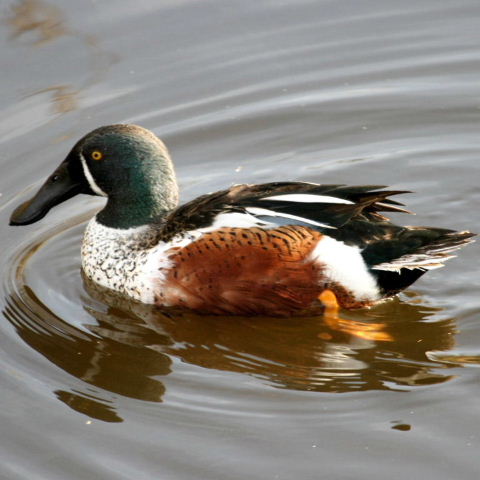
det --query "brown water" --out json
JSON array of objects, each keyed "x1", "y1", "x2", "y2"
[{"x1": 1, "y1": 1, "x2": 480, "y2": 479}]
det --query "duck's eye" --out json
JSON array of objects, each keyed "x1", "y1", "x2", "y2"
[{"x1": 91, "y1": 150, "x2": 103, "y2": 161}]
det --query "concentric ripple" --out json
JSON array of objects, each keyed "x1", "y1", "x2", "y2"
[
  {"x1": 1, "y1": 1, "x2": 480, "y2": 477},
  {"x1": 0, "y1": 204, "x2": 462, "y2": 423}
]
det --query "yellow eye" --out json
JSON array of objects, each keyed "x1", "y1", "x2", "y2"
[{"x1": 91, "y1": 150, "x2": 103, "y2": 161}]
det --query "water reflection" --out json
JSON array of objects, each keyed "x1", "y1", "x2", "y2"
[
  {"x1": 6, "y1": 0, "x2": 116, "y2": 114},
  {"x1": 3, "y1": 272, "x2": 458, "y2": 422},
  {"x1": 6, "y1": 0, "x2": 67, "y2": 45},
  {"x1": 27, "y1": 85, "x2": 79, "y2": 114},
  {"x1": 86, "y1": 285, "x2": 456, "y2": 394},
  {"x1": 5, "y1": 286, "x2": 171, "y2": 422},
  {"x1": 54, "y1": 390, "x2": 123, "y2": 423}
]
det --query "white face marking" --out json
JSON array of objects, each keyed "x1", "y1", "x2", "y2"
[
  {"x1": 261, "y1": 194, "x2": 354, "y2": 204},
  {"x1": 245, "y1": 207, "x2": 335, "y2": 229},
  {"x1": 80, "y1": 153, "x2": 108, "y2": 197},
  {"x1": 309, "y1": 236, "x2": 380, "y2": 301}
]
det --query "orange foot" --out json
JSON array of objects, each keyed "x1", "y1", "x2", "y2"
[{"x1": 318, "y1": 290, "x2": 392, "y2": 342}]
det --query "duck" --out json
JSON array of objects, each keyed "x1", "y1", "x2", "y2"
[{"x1": 10, "y1": 124, "x2": 475, "y2": 317}]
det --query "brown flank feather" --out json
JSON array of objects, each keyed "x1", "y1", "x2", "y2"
[{"x1": 159, "y1": 226, "x2": 326, "y2": 316}]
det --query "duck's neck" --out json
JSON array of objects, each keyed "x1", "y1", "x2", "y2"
[{"x1": 96, "y1": 170, "x2": 179, "y2": 229}]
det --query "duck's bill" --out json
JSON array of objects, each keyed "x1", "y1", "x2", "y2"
[{"x1": 9, "y1": 161, "x2": 83, "y2": 226}]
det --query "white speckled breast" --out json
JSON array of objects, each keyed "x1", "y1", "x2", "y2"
[
  {"x1": 81, "y1": 218, "x2": 164, "y2": 303},
  {"x1": 81, "y1": 218, "x2": 198, "y2": 304}
]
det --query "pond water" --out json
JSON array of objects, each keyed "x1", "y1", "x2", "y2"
[{"x1": 1, "y1": 1, "x2": 480, "y2": 479}]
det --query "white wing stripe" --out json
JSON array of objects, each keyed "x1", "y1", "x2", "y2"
[
  {"x1": 261, "y1": 194, "x2": 354, "y2": 204},
  {"x1": 245, "y1": 207, "x2": 335, "y2": 229},
  {"x1": 207, "y1": 212, "x2": 274, "y2": 229}
]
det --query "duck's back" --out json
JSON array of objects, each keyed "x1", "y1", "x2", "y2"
[{"x1": 139, "y1": 182, "x2": 474, "y2": 315}]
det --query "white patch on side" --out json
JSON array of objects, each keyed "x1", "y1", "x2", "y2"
[
  {"x1": 309, "y1": 236, "x2": 380, "y2": 301},
  {"x1": 80, "y1": 153, "x2": 108, "y2": 197},
  {"x1": 245, "y1": 207, "x2": 335, "y2": 229},
  {"x1": 138, "y1": 232, "x2": 201, "y2": 304},
  {"x1": 202, "y1": 211, "x2": 275, "y2": 230},
  {"x1": 261, "y1": 194, "x2": 354, "y2": 204}
]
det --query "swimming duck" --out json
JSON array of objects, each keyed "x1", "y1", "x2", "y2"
[{"x1": 10, "y1": 124, "x2": 474, "y2": 316}]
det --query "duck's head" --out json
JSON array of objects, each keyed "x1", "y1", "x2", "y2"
[{"x1": 10, "y1": 124, "x2": 178, "y2": 229}]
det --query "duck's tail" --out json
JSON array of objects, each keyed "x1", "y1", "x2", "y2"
[{"x1": 362, "y1": 227, "x2": 475, "y2": 295}]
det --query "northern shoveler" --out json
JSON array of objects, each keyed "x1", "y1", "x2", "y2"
[{"x1": 10, "y1": 124, "x2": 475, "y2": 316}]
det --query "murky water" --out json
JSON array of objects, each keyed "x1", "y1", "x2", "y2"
[{"x1": 1, "y1": 1, "x2": 480, "y2": 479}]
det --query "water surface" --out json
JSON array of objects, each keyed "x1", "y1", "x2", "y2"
[{"x1": 1, "y1": 1, "x2": 480, "y2": 479}]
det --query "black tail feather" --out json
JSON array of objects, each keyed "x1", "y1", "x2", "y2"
[
  {"x1": 373, "y1": 269, "x2": 427, "y2": 296},
  {"x1": 365, "y1": 228, "x2": 475, "y2": 294}
]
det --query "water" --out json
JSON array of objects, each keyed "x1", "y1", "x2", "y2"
[{"x1": 1, "y1": 1, "x2": 480, "y2": 478}]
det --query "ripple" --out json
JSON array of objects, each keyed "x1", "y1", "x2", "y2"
[
  {"x1": 1, "y1": 1, "x2": 480, "y2": 478},
  {"x1": 0, "y1": 208, "x2": 465, "y2": 423}
]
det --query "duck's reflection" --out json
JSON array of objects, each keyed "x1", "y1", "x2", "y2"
[
  {"x1": 54, "y1": 390, "x2": 123, "y2": 423},
  {"x1": 5, "y1": 286, "x2": 170, "y2": 422},
  {"x1": 6, "y1": 280, "x2": 457, "y2": 422}
]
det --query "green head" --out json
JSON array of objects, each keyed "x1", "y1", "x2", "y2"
[{"x1": 10, "y1": 124, "x2": 179, "y2": 229}]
